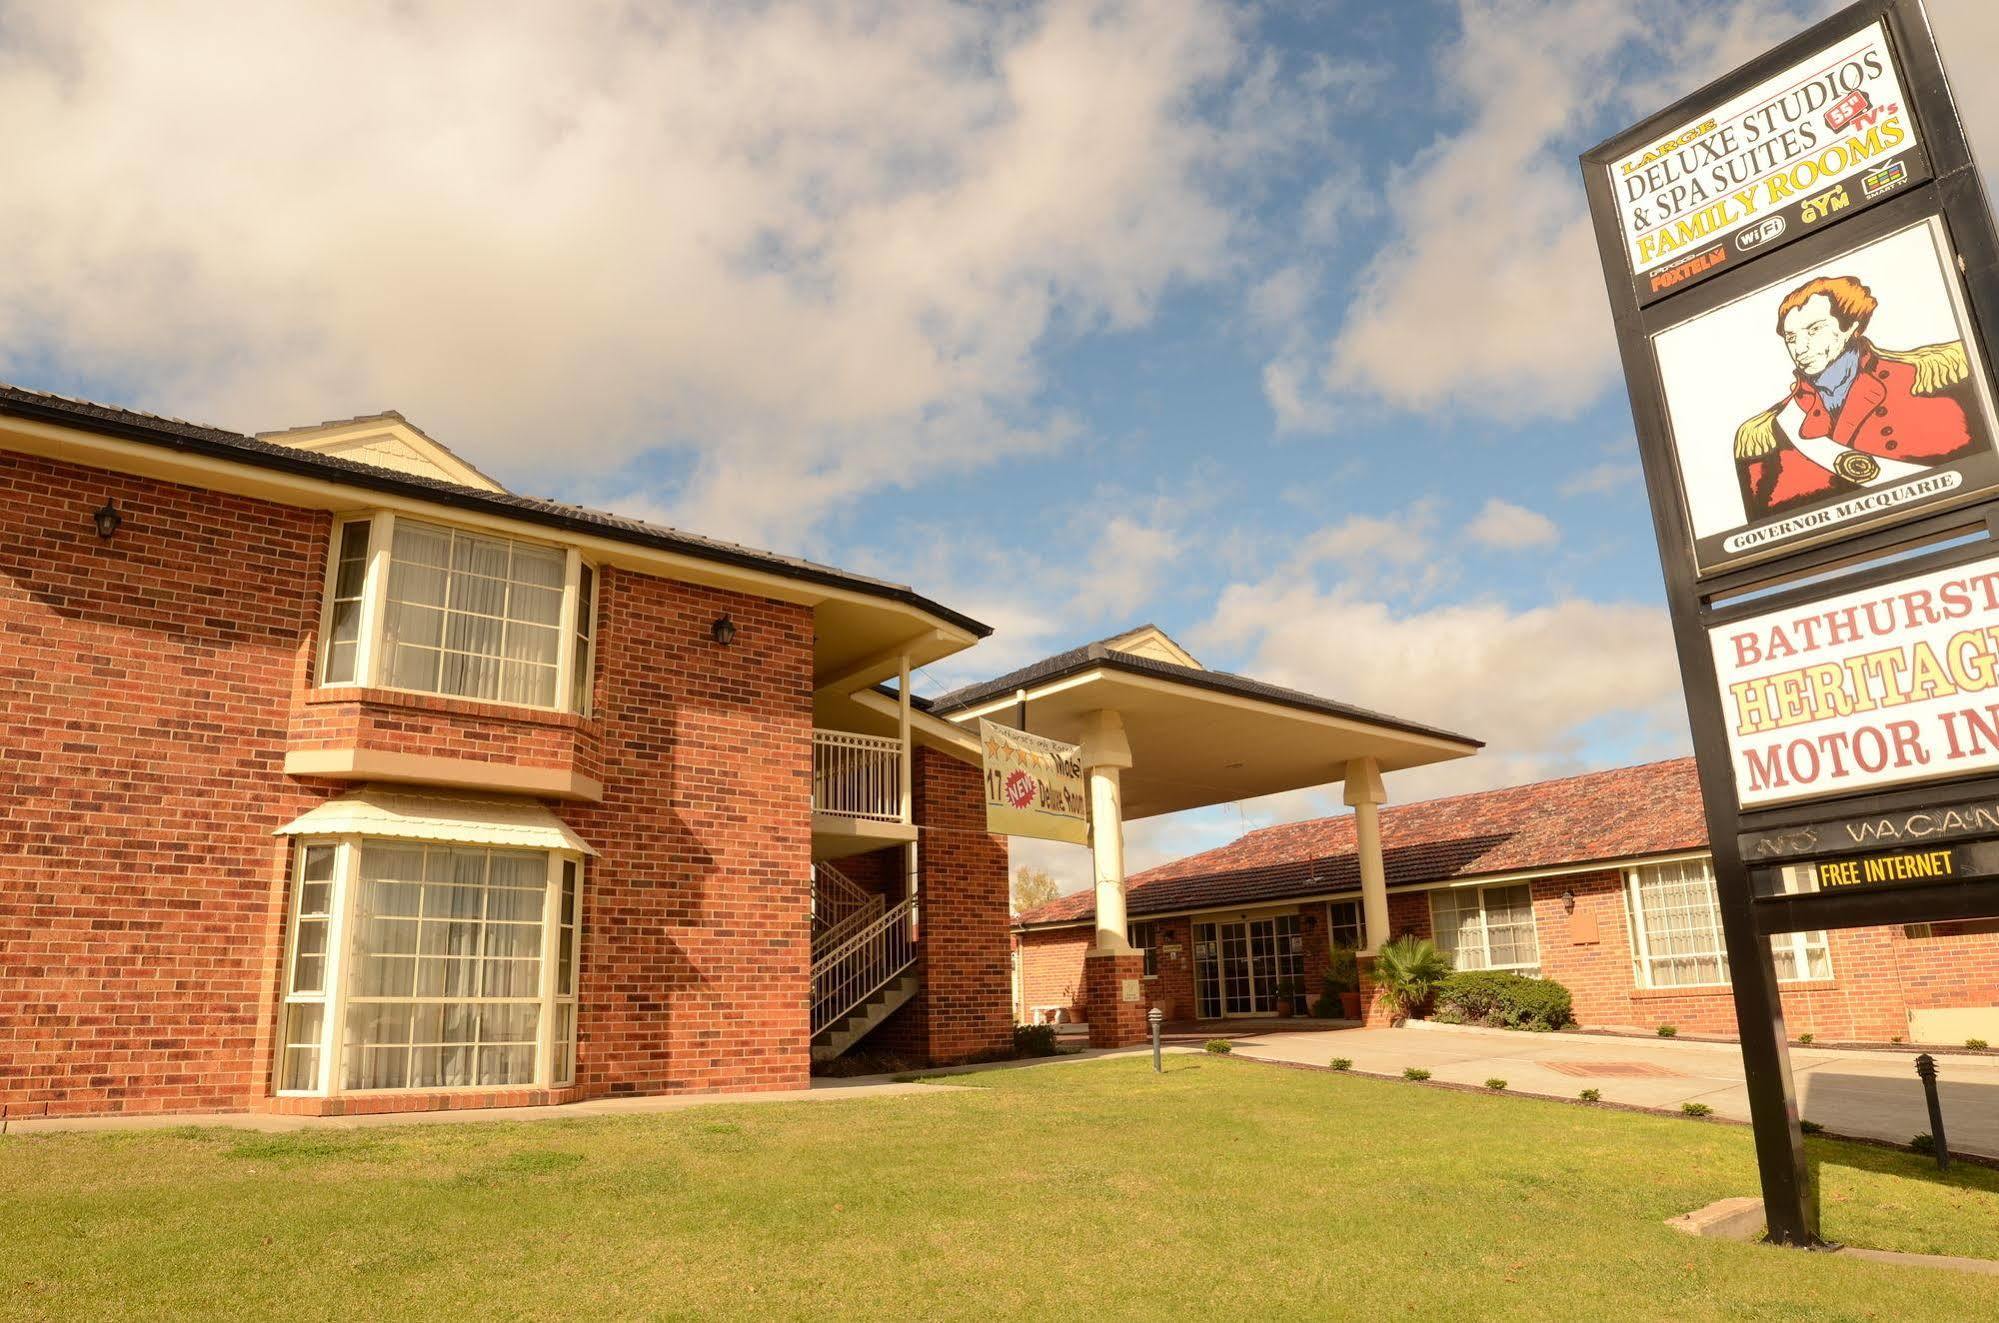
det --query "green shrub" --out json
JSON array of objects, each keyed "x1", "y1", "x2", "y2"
[
  {"x1": 1323, "y1": 945, "x2": 1360, "y2": 995},
  {"x1": 1310, "y1": 992, "x2": 1341, "y2": 1019},
  {"x1": 1013, "y1": 1023, "x2": 1059, "y2": 1058},
  {"x1": 1799, "y1": 1120, "x2": 1824, "y2": 1136},
  {"x1": 1484, "y1": 1078, "x2": 1507, "y2": 1091},
  {"x1": 1432, "y1": 970, "x2": 1574, "y2": 1031},
  {"x1": 1657, "y1": 1025, "x2": 1678, "y2": 1038},
  {"x1": 1204, "y1": 1038, "x2": 1232, "y2": 1055},
  {"x1": 1329, "y1": 1057, "x2": 1352, "y2": 1071},
  {"x1": 1796, "y1": 1033, "x2": 1814, "y2": 1045},
  {"x1": 1968, "y1": 1038, "x2": 1989, "y2": 1050},
  {"x1": 1372, "y1": 936, "x2": 1452, "y2": 1018},
  {"x1": 1911, "y1": 1132, "x2": 1936, "y2": 1154},
  {"x1": 1579, "y1": 1088, "x2": 1601, "y2": 1103},
  {"x1": 1402, "y1": 1067, "x2": 1431, "y2": 1082},
  {"x1": 1681, "y1": 1102, "x2": 1712, "y2": 1118}
]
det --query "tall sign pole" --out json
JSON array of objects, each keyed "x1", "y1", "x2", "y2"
[{"x1": 1583, "y1": 0, "x2": 1999, "y2": 1246}]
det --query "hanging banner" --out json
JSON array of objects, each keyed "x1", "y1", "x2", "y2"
[
  {"x1": 1653, "y1": 215, "x2": 1999, "y2": 574},
  {"x1": 1609, "y1": 19, "x2": 1927, "y2": 304},
  {"x1": 1710, "y1": 550, "x2": 1999, "y2": 809},
  {"x1": 978, "y1": 719, "x2": 1088, "y2": 846}
]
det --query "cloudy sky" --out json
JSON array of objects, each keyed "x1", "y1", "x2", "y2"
[{"x1": 5, "y1": 0, "x2": 1996, "y2": 888}]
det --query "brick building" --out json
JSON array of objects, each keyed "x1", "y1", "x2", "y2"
[
  {"x1": 1, "y1": 385, "x2": 1020, "y2": 1120},
  {"x1": 1015, "y1": 759, "x2": 1999, "y2": 1045}
]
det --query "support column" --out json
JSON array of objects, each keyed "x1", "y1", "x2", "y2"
[
  {"x1": 1344, "y1": 758, "x2": 1389, "y2": 955},
  {"x1": 1081, "y1": 710, "x2": 1134, "y2": 954},
  {"x1": 1080, "y1": 710, "x2": 1146, "y2": 1046}
]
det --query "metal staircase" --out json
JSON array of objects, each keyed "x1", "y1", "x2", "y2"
[{"x1": 810, "y1": 863, "x2": 917, "y2": 1060}]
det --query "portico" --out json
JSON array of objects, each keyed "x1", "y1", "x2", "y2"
[{"x1": 927, "y1": 626, "x2": 1481, "y2": 1044}]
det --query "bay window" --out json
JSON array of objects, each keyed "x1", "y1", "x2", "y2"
[
  {"x1": 1429, "y1": 882, "x2": 1540, "y2": 973},
  {"x1": 317, "y1": 512, "x2": 598, "y2": 714},
  {"x1": 277, "y1": 836, "x2": 585, "y2": 1096},
  {"x1": 1625, "y1": 857, "x2": 1831, "y2": 989}
]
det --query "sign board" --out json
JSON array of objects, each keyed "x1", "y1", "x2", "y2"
[
  {"x1": 1609, "y1": 19, "x2": 1928, "y2": 305},
  {"x1": 1710, "y1": 550, "x2": 1999, "y2": 808},
  {"x1": 1655, "y1": 214, "x2": 1999, "y2": 574},
  {"x1": 978, "y1": 719, "x2": 1088, "y2": 846},
  {"x1": 1582, "y1": 0, "x2": 1999, "y2": 1247}
]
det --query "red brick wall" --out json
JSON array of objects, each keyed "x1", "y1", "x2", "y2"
[
  {"x1": 1021, "y1": 876, "x2": 1999, "y2": 1043},
  {"x1": 0, "y1": 450, "x2": 817, "y2": 1117},
  {"x1": 556, "y1": 569, "x2": 813, "y2": 1096},
  {"x1": 0, "y1": 452, "x2": 332, "y2": 1119},
  {"x1": 1019, "y1": 927, "x2": 1090, "y2": 1018},
  {"x1": 1534, "y1": 870, "x2": 1999, "y2": 1040},
  {"x1": 873, "y1": 748, "x2": 1011, "y2": 1064},
  {"x1": 291, "y1": 688, "x2": 604, "y2": 784}
]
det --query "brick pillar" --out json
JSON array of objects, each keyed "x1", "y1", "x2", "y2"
[
  {"x1": 873, "y1": 748, "x2": 1012, "y2": 1064},
  {"x1": 1355, "y1": 956, "x2": 1399, "y2": 1027},
  {"x1": 1083, "y1": 950, "x2": 1149, "y2": 1047}
]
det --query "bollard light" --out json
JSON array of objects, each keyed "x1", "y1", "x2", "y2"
[
  {"x1": 1148, "y1": 1005, "x2": 1164, "y2": 1074},
  {"x1": 1914, "y1": 1053, "x2": 1951, "y2": 1171}
]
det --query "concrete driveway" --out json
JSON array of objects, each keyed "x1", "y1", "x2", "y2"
[{"x1": 1227, "y1": 1023, "x2": 1999, "y2": 1158}]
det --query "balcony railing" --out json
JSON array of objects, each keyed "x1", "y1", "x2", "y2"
[{"x1": 812, "y1": 729, "x2": 904, "y2": 823}]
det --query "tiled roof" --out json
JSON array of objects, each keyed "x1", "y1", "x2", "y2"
[
  {"x1": 1014, "y1": 757, "x2": 1707, "y2": 927},
  {"x1": 0, "y1": 381, "x2": 989, "y2": 637},
  {"x1": 927, "y1": 631, "x2": 1479, "y2": 748}
]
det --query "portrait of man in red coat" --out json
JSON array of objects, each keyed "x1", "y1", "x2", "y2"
[{"x1": 1734, "y1": 273, "x2": 1980, "y2": 518}]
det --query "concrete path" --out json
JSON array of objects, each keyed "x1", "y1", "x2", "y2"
[
  {"x1": 1228, "y1": 1023, "x2": 1999, "y2": 1158},
  {"x1": 0, "y1": 1044, "x2": 1166, "y2": 1137}
]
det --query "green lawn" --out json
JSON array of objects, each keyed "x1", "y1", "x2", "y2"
[{"x1": 7, "y1": 1057, "x2": 1999, "y2": 1320}]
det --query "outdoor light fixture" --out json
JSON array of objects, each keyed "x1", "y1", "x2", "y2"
[
  {"x1": 1562, "y1": 889, "x2": 1577, "y2": 914},
  {"x1": 92, "y1": 500, "x2": 123, "y2": 539},
  {"x1": 710, "y1": 614, "x2": 736, "y2": 646}
]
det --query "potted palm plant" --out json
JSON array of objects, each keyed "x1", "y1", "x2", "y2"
[
  {"x1": 1274, "y1": 978, "x2": 1303, "y2": 1018},
  {"x1": 1325, "y1": 946, "x2": 1362, "y2": 1019},
  {"x1": 1370, "y1": 935, "x2": 1451, "y2": 1026}
]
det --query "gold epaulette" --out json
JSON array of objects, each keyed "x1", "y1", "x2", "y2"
[
  {"x1": 1877, "y1": 340, "x2": 1969, "y2": 395},
  {"x1": 1735, "y1": 407, "x2": 1780, "y2": 461}
]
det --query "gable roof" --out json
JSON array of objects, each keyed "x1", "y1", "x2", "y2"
[
  {"x1": 927, "y1": 628, "x2": 1477, "y2": 748},
  {"x1": 260, "y1": 411, "x2": 510, "y2": 493},
  {"x1": 0, "y1": 381, "x2": 989, "y2": 637},
  {"x1": 1014, "y1": 757, "x2": 1707, "y2": 927}
]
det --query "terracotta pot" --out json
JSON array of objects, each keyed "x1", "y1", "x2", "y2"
[
  {"x1": 1340, "y1": 991, "x2": 1362, "y2": 1020},
  {"x1": 1276, "y1": 997, "x2": 1296, "y2": 1018}
]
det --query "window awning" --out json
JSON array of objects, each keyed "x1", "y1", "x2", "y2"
[{"x1": 274, "y1": 785, "x2": 596, "y2": 856}]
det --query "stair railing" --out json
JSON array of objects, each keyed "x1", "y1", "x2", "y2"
[
  {"x1": 812, "y1": 861, "x2": 873, "y2": 934},
  {"x1": 811, "y1": 896, "x2": 918, "y2": 1036},
  {"x1": 814, "y1": 893, "x2": 884, "y2": 958}
]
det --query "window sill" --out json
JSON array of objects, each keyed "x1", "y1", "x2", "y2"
[
  {"x1": 267, "y1": 1084, "x2": 588, "y2": 1117},
  {"x1": 1630, "y1": 979, "x2": 1839, "y2": 1000},
  {"x1": 306, "y1": 685, "x2": 593, "y2": 731}
]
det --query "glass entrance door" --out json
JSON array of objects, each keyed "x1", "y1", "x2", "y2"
[{"x1": 1193, "y1": 915, "x2": 1304, "y2": 1018}]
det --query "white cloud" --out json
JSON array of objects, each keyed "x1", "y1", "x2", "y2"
[
  {"x1": 0, "y1": 0, "x2": 1298, "y2": 546},
  {"x1": 1465, "y1": 498, "x2": 1558, "y2": 550},
  {"x1": 1196, "y1": 571, "x2": 1688, "y2": 803},
  {"x1": 1268, "y1": 0, "x2": 1878, "y2": 429}
]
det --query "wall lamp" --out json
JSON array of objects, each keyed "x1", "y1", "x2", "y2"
[
  {"x1": 1562, "y1": 888, "x2": 1577, "y2": 914},
  {"x1": 710, "y1": 614, "x2": 736, "y2": 646},
  {"x1": 93, "y1": 500, "x2": 124, "y2": 539}
]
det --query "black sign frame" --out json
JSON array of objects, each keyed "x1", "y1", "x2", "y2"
[{"x1": 1582, "y1": 0, "x2": 1999, "y2": 1248}]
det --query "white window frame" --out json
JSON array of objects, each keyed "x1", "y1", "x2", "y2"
[
  {"x1": 1624, "y1": 857, "x2": 1832, "y2": 990},
  {"x1": 316, "y1": 511, "x2": 599, "y2": 715},
  {"x1": 1428, "y1": 882, "x2": 1540, "y2": 974},
  {"x1": 274, "y1": 836, "x2": 587, "y2": 1097},
  {"x1": 1130, "y1": 920, "x2": 1157, "y2": 977}
]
